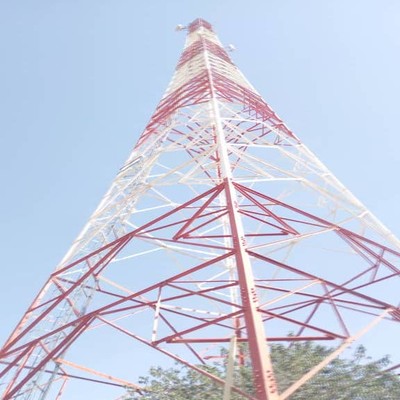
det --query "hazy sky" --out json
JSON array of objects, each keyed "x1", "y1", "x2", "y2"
[{"x1": 0, "y1": 0, "x2": 399, "y2": 391}]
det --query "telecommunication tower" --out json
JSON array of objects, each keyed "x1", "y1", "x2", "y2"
[{"x1": 1, "y1": 18, "x2": 400, "y2": 400}]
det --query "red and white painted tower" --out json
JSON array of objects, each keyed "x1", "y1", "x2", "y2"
[{"x1": 1, "y1": 18, "x2": 400, "y2": 400}]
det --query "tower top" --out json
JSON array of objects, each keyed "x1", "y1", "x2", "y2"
[
  {"x1": 136, "y1": 16, "x2": 296, "y2": 149},
  {"x1": 187, "y1": 18, "x2": 213, "y2": 33}
]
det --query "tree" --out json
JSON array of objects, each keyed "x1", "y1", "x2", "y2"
[{"x1": 128, "y1": 342, "x2": 400, "y2": 399}]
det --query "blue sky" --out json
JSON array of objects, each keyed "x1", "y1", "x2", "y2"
[{"x1": 0, "y1": 0, "x2": 399, "y2": 383}]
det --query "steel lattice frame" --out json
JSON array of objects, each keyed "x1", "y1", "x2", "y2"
[{"x1": 1, "y1": 18, "x2": 400, "y2": 400}]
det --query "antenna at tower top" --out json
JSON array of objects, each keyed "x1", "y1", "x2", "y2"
[{"x1": 175, "y1": 24, "x2": 186, "y2": 31}]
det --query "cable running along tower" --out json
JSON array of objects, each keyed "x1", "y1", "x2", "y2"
[{"x1": 1, "y1": 18, "x2": 400, "y2": 400}]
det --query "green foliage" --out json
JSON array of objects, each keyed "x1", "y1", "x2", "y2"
[
  {"x1": 129, "y1": 343, "x2": 400, "y2": 399},
  {"x1": 132, "y1": 365, "x2": 224, "y2": 400},
  {"x1": 271, "y1": 343, "x2": 400, "y2": 399}
]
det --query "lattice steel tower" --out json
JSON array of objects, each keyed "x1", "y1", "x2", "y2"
[{"x1": 1, "y1": 18, "x2": 400, "y2": 400}]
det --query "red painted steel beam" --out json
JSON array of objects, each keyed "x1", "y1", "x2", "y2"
[{"x1": 223, "y1": 179, "x2": 279, "y2": 400}]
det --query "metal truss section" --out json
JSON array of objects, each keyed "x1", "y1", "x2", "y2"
[{"x1": 1, "y1": 18, "x2": 400, "y2": 400}]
